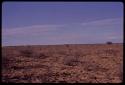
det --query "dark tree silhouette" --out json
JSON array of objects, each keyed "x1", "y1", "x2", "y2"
[{"x1": 106, "y1": 41, "x2": 113, "y2": 45}]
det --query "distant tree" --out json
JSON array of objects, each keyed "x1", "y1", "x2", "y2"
[{"x1": 106, "y1": 41, "x2": 113, "y2": 45}]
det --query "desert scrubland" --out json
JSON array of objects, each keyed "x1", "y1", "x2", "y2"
[{"x1": 2, "y1": 44, "x2": 123, "y2": 83}]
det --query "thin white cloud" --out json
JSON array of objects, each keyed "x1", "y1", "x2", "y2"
[
  {"x1": 3, "y1": 17, "x2": 123, "y2": 37},
  {"x1": 2, "y1": 24, "x2": 64, "y2": 36},
  {"x1": 81, "y1": 18, "x2": 123, "y2": 28},
  {"x1": 2, "y1": 17, "x2": 123, "y2": 46}
]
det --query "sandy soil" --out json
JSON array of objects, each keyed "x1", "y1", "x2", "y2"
[{"x1": 2, "y1": 44, "x2": 123, "y2": 83}]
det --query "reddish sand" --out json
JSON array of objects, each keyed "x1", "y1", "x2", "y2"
[{"x1": 2, "y1": 44, "x2": 123, "y2": 83}]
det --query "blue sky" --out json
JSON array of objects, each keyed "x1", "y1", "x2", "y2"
[{"x1": 2, "y1": 2, "x2": 123, "y2": 46}]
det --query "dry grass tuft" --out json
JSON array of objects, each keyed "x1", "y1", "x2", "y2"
[{"x1": 2, "y1": 44, "x2": 123, "y2": 83}]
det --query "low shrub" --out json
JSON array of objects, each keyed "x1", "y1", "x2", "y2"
[
  {"x1": 19, "y1": 48, "x2": 49, "y2": 59},
  {"x1": 106, "y1": 41, "x2": 113, "y2": 45},
  {"x1": 20, "y1": 49, "x2": 33, "y2": 57},
  {"x1": 63, "y1": 56, "x2": 80, "y2": 66}
]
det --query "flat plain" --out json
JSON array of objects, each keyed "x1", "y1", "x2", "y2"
[{"x1": 2, "y1": 43, "x2": 123, "y2": 83}]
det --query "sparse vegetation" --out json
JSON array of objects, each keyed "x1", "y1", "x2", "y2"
[
  {"x1": 2, "y1": 44, "x2": 123, "y2": 83},
  {"x1": 19, "y1": 48, "x2": 48, "y2": 59},
  {"x1": 20, "y1": 49, "x2": 33, "y2": 57},
  {"x1": 106, "y1": 41, "x2": 113, "y2": 45},
  {"x1": 64, "y1": 56, "x2": 80, "y2": 66}
]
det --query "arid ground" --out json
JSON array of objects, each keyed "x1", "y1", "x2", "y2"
[{"x1": 2, "y1": 44, "x2": 123, "y2": 83}]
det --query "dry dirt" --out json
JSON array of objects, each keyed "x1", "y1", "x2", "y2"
[{"x1": 2, "y1": 44, "x2": 123, "y2": 83}]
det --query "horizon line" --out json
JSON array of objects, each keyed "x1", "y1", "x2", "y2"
[{"x1": 2, "y1": 42, "x2": 123, "y2": 47}]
